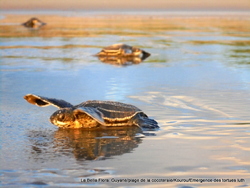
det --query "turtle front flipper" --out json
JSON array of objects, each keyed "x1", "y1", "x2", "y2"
[
  {"x1": 24, "y1": 94, "x2": 73, "y2": 108},
  {"x1": 73, "y1": 107, "x2": 106, "y2": 127}
]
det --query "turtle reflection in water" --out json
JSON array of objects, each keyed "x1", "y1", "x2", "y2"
[
  {"x1": 24, "y1": 94, "x2": 159, "y2": 130},
  {"x1": 22, "y1": 17, "x2": 46, "y2": 29},
  {"x1": 29, "y1": 127, "x2": 142, "y2": 161},
  {"x1": 95, "y1": 44, "x2": 151, "y2": 65}
]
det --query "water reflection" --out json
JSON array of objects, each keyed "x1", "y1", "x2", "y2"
[
  {"x1": 96, "y1": 55, "x2": 150, "y2": 66},
  {"x1": 28, "y1": 127, "x2": 142, "y2": 161},
  {"x1": 228, "y1": 47, "x2": 250, "y2": 67},
  {"x1": 187, "y1": 40, "x2": 250, "y2": 68}
]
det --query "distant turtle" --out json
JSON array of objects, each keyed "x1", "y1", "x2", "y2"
[
  {"x1": 24, "y1": 94, "x2": 159, "y2": 129},
  {"x1": 95, "y1": 44, "x2": 150, "y2": 60},
  {"x1": 22, "y1": 17, "x2": 46, "y2": 28}
]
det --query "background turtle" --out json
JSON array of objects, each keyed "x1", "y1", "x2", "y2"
[
  {"x1": 22, "y1": 17, "x2": 46, "y2": 28},
  {"x1": 95, "y1": 43, "x2": 150, "y2": 60},
  {"x1": 24, "y1": 94, "x2": 159, "y2": 129}
]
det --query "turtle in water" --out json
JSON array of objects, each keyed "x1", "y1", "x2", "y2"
[
  {"x1": 24, "y1": 94, "x2": 159, "y2": 129},
  {"x1": 22, "y1": 17, "x2": 46, "y2": 28},
  {"x1": 95, "y1": 44, "x2": 151, "y2": 60}
]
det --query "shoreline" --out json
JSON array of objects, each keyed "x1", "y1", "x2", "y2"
[{"x1": 1, "y1": 10, "x2": 249, "y2": 38}]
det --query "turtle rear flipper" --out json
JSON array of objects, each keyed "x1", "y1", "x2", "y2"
[
  {"x1": 141, "y1": 50, "x2": 151, "y2": 60},
  {"x1": 24, "y1": 94, "x2": 73, "y2": 108},
  {"x1": 132, "y1": 116, "x2": 159, "y2": 130}
]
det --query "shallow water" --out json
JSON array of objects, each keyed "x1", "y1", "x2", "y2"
[{"x1": 0, "y1": 11, "x2": 250, "y2": 188}]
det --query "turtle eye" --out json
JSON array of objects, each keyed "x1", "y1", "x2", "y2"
[{"x1": 58, "y1": 113, "x2": 65, "y2": 121}]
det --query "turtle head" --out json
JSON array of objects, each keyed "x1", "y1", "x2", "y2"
[
  {"x1": 50, "y1": 108, "x2": 77, "y2": 128},
  {"x1": 31, "y1": 18, "x2": 38, "y2": 24},
  {"x1": 131, "y1": 47, "x2": 142, "y2": 56},
  {"x1": 132, "y1": 47, "x2": 151, "y2": 59}
]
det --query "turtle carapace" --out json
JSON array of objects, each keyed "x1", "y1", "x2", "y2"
[{"x1": 95, "y1": 44, "x2": 150, "y2": 60}]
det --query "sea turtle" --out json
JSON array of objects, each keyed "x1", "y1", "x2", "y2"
[
  {"x1": 22, "y1": 17, "x2": 46, "y2": 28},
  {"x1": 24, "y1": 94, "x2": 159, "y2": 129},
  {"x1": 95, "y1": 44, "x2": 150, "y2": 60}
]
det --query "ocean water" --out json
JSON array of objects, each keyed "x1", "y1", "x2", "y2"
[{"x1": 0, "y1": 11, "x2": 250, "y2": 187}]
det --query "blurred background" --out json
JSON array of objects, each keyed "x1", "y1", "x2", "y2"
[{"x1": 1, "y1": 0, "x2": 250, "y2": 11}]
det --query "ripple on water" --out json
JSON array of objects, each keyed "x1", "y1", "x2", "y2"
[{"x1": 0, "y1": 168, "x2": 114, "y2": 187}]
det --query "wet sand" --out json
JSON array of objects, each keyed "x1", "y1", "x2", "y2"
[{"x1": 1, "y1": 11, "x2": 249, "y2": 38}]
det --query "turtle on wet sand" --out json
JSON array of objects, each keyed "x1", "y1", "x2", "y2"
[
  {"x1": 22, "y1": 17, "x2": 46, "y2": 28},
  {"x1": 24, "y1": 94, "x2": 159, "y2": 129},
  {"x1": 95, "y1": 44, "x2": 150, "y2": 60}
]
